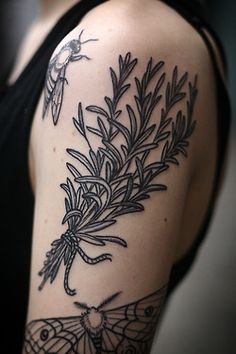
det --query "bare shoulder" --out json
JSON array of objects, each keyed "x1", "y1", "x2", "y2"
[
  {"x1": 43, "y1": 0, "x2": 215, "y2": 157},
  {"x1": 50, "y1": 0, "x2": 209, "y2": 68},
  {"x1": 79, "y1": 0, "x2": 208, "y2": 59}
]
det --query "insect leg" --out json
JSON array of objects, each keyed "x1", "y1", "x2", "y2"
[{"x1": 71, "y1": 54, "x2": 91, "y2": 62}]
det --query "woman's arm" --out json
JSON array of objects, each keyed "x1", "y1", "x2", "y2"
[{"x1": 23, "y1": 2, "x2": 215, "y2": 352}]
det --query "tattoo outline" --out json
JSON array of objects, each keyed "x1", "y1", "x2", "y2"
[
  {"x1": 39, "y1": 52, "x2": 198, "y2": 296},
  {"x1": 43, "y1": 30, "x2": 98, "y2": 125},
  {"x1": 24, "y1": 284, "x2": 167, "y2": 353}
]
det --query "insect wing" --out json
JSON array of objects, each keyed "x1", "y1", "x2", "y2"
[
  {"x1": 43, "y1": 56, "x2": 57, "y2": 118},
  {"x1": 51, "y1": 66, "x2": 67, "y2": 125},
  {"x1": 99, "y1": 328, "x2": 145, "y2": 353},
  {"x1": 75, "y1": 331, "x2": 97, "y2": 354},
  {"x1": 104, "y1": 285, "x2": 167, "y2": 347},
  {"x1": 43, "y1": 55, "x2": 67, "y2": 125},
  {"x1": 23, "y1": 317, "x2": 85, "y2": 354}
]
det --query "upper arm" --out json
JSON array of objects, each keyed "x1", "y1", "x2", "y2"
[{"x1": 24, "y1": 4, "x2": 213, "y2": 352}]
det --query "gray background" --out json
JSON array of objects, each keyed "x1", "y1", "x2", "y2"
[{"x1": 0, "y1": 1, "x2": 235, "y2": 353}]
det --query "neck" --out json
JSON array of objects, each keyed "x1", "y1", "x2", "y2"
[{"x1": 39, "y1": 0, "x2": 80, "y2": 19}]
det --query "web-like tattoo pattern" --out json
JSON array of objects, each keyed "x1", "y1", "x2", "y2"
[
  {"x1": 24, "y1": 285, "x2": 167, "y2": 354},
  {"x1": 39, "y1": 53, "x2": 198, "y2": 296},
  {"x1": 43, "y1": 30, "x2": 98, "y2": 125}
]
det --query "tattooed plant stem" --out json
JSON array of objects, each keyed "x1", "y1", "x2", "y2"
[
  {"x1": 39, "y1": 52, "x2": 198, "y2": 296},
  {"x1": 64, "y1": 248, "x2": 77, "y2": 296},
  {"x1": 39, "y1": 229, "x2": 113, "y2": 295}
]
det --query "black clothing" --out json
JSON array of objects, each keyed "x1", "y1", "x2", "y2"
[
  {"x1": 0, "y1": 0, "x2": 230, "y2": 351},
  {"x1": 164, "y1": 0, "x2": 231, "y2": 295}
]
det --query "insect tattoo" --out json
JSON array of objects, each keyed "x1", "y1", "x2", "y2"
[
  {"x1": 43, "y1": 29, "x2": 98, "y2": 125},
  {"x1": 38, "y1": 52, "x2": 198, "y2": 296},
  {"x1": 24, "y1": 284, "x2": 167, "y2": 354}
]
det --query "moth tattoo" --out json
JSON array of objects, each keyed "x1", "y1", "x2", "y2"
[
  {"x1": 24, "y1": 285, "x2": 167, "y2": 353},
  {"x1": 39, "y1": 53, "x2": 198, "y2": 296},
  {"x1": 43, "y1": 30, "x2": 98, "y2": 125}
]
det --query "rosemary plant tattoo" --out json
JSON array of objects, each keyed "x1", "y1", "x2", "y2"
[
  {"x1": 43, "y1": 30, "x2": 98, "y2": 125},
  {"x1": 39, "y1": 53, "x2": 198, "y2": 296},
  {"x1": 24, "y1": 285, "x2": 167, "y2": 353}
]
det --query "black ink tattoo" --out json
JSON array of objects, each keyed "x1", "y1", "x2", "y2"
[
  {"x1": 43, "y1": 30, "x2": 98, "y2": 125},
  {"x1": 24, "y1": 285, "x2": 167, "y2": 353},
  {"x1": 39, "y1": 53, "x2": 198, "y2": 295}
]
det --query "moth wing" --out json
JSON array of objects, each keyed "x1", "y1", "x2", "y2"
[
  {"x1": 100, "y1": 328, "x2": 149, "y2": 353},
  {"x1": 23, "y1": 316, "x2": 85, "y2": 354},
  {"x1": 104, "y1": 285, "x2": 167, "y2": 346},
  {"x1": 75, "y1": 331, "x2": 97, "y2": 354}
]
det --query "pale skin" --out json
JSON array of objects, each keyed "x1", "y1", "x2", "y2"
[{"x1": 7, "y1": 1, "x2": 222, "y2": 352}]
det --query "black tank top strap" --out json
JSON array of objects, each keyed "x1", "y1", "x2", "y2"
[
  {"x1": 162, "y1": 0, "x2": 231, "y2": 195},
  {"x1": 162, "y1": 0, "x2": 231, "y2": 295},
  {"x1": 163, "y1": 0, "x2": 227, "y2": 70}
]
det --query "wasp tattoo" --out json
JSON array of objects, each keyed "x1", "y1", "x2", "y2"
[
  {"x1": 24, "y1": 285, "x2": 167, "y2": 353},
  {"x1": 43, "y1": 30, "x2": 98, "y2": 125}
]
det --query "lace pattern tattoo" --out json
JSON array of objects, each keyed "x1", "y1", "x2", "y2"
[
  {"x1": 24, "y1": 284, "x2": 167, "y2": 354},
  {"x1": 39, "y1": 53, "x2": 198, "y2": 296},
  {"x1": 43, "y1": 30, "x2": 98, "y2": 125}
]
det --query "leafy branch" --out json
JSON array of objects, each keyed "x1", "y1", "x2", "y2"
[{"x1": 39, "y1": 53, "x2": 198, "y2": 296}]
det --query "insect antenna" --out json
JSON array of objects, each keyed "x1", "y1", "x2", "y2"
[
  {"x1": 81, "y1": 38, "x2": 99, "y2": 45},
  {"x1": 74, "y1": 301, "x2": 89, "y2": 310},
  {"x1": 78, "y1": 29, "x2": 84, "y2": 41},
  {"x1": 97, "y1": 292, "x2": 122, "y2": 310},
  {"x1": 78, "y1": 28, "x2": 98, "y2": 44}
]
